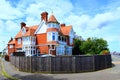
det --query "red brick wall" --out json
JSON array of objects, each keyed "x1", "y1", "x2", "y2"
[
  {"x1": 36, "y1": 33, "x2": 49, "y2": 54},
  {"x1": 15, "y1": 38, "x2": 22, "y2": 48},
  {"x1": 36, "y1": 33, "x2": 47, "y2": 44},
  {"x1": 38, "y1": 46, "x2": 49, "y2": 54},
  {"x1": 8, "y1": 44, "x2": 15, "y2": 56}
]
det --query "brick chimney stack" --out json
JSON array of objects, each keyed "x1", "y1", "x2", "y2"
[
  {"x1": 41, "y1": 12, "x2": 48, "y2": 22},
  {"x1": 60, "y1": 23, "x2": 66, "y2": 27},
  {"x1": 20, "y1": 22, "x2": 26, "y2": 29}
]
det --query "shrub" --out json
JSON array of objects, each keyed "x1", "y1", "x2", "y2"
[
  {"x1": 4, "y1": 55, "x2": 9, "y2": 61},
  {"x1": 100, "y1": 50, "x2": 110, "y2": 55}
]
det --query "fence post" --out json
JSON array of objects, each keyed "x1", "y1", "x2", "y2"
[
  {"x1": 49, "y1": 57, "x2": 52, "y2": 73},
  {"x1": 72, "y1": 56, "x2": 76, "y2": 73},
  {"x1": 93, "y1": 55, "x2": 95, "y2": 71},
  {"x1": 30, "y1": 57, "x2": 32, "y2": 72}
]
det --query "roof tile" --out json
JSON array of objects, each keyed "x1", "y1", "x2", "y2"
[
  {"x1": 8, "y1": 40, "x2": 15, "y2": 44},
  {"x1": 48, "y1": 14, "x2": 58, "y2": 23},
  {"x1": 15, "y1": 25, "x2": 38, "y2": 38},
  {"x1": 60, "y1": 26, "x2": 72, "y2": 35}
]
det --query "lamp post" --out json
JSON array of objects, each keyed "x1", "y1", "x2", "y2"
[
  {"x1": 0, "y1": 41, "x2": 5, "y2": 58},
  {"x1": 2, "y1": 41, "x2": 6, "y2": 56}
]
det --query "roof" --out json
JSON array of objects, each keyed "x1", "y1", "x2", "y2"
[
  {"x1": 23, "y1": 28, "x2": 36, "y2": 37},
  {"x1": 60, "y1": 26, "x2": 72, "y2": 35},
  {"x1": 15, "y1": 25, "x2": 38, "y2": 38},
  {"x1": 8, "y1": 40, "x2": 15, "y2": 44},
  {"x1": 15, "y1": 30, "x2": 22, "y2": 38},
  {"x1": 48, "y1": 14, "x2": 59, "y2": 23}
]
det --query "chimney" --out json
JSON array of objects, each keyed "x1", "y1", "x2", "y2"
[
  {"x1": 60, "y1": 23, "x2": 66, "y2": 27},
  {"x1": 20, "y1": 22, "x2": 26, "y2": 29},
  {"x1": 41, "y1": 12, "x2": 48, "y2": 22},
  {"x1": 10, "y1": 37, "x2": 13, "y2": 41}
]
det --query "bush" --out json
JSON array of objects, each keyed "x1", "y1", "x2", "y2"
[
  {"x1": 4, "y1": 55, "x2": 9, "y2": 61},
  {"x1": 73, "y1": 37, "x2": 109, "y2": 55},
  {"x1": 100, "y1": 50, "x2": 110, "y2": 55}
]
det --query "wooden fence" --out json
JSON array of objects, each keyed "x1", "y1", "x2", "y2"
[{"x1": 10, "y1": 54, "x2": 112, "y2": 73}]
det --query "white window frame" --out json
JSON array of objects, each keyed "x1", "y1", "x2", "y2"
[
  {"x1": 10, "y1": 44, "x2": 13, "y2": 48},
  {"x1": 70, "y1": 37, "x2": 73, "y2": 44},
  {"x1": 18, "y1": 38, "x2": 21, "y2": 44}
]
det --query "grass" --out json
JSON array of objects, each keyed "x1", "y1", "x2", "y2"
[{"x1": 0, "y1": 59, "x2": 18, "y2": 80}]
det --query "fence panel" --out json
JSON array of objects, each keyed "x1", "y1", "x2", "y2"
[{"x1": 10, "y1": 55, "x2": 112, "y2": 73}]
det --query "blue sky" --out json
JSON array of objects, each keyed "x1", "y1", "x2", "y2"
[{"x1": 0, "y1": 0, "x2": 120, "y2": 52}]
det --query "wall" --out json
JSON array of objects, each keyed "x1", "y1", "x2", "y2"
[{"x1": 8, "y1": 44, "x2": 16, "y2": 56}]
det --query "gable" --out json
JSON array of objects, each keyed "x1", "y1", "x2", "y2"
[
  {"x1": 69, "y1": 28, "x2": 74, "y2": 37},
  {"x1": 35, "y1": 20, "x2": 47, "y2": 34},
  {"x1": 21, "y1": 27, "x2": 26, "y2": 35}
]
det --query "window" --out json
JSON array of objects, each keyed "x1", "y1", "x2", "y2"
[
  {"x1": 52, "y1": 33, "x2": 55, "y2": 41},
  {"x1": 48, "y1": 23, "x2": 51, "y2": 28},
  {"x1": 64, "y1": 37, "x2": 66, "y2": 42},
  {"x1": 10, "y1": 45, "x2": 13, "y2": 48},
  {"x1": 58, "y1": 36, "x2": 61, "y2": 41},
  {"x1": 47, "y1": 32, "x2": 51, "y2": 41},
  {"x1": 18, "y1": 38, "x2": 21, "y2": 44}
]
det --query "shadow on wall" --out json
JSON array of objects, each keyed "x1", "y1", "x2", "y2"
[{"x1": 12, "y1": 74, "x2": 67, "y2": 80}]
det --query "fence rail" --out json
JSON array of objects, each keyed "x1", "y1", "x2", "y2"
[{"x1": 10, "y1": 54, "x2": 112, "y2": 73}]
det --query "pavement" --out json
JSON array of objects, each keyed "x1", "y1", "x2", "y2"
[
  {"x1": 0, "y1": 58, "x2": 9, "y2": 80},
  {"x1": 1, "y1": 55, "x2": 120, "y2": 80}
]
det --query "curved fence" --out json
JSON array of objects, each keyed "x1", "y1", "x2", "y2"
[{"x1": 10, "y1": 54, "x2": 112, "y2": 73}]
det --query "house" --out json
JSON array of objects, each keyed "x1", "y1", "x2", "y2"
[{"x1": 8, "y1": 12, "x2": 75, "y2": 56}]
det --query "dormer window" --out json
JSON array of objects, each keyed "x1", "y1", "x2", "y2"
[
  {"x1": 18, "y1": 38, "x2": 21, "y2": 44},
  {"x1": 22, "y1": 27, "x2": 26, "y2": 35},
  {"x1": 10, "y1": 44, "x2": 13, "y2": 48}
]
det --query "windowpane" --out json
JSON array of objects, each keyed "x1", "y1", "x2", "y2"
[
  {"x1": 18, "y1": 38, "x2": 21, "y2": 44},
  {"x1": 52, "y1": 33, "x2": 55, "y2": 41},
  {"x1": 10, "y1": 45, "x2": 13, "y2": 48}
]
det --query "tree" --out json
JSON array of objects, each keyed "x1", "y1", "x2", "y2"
[
  {"x1": 72, "y1": 39, "x2": 84, "y2": 55},
  {"x1": 73, "y1": 37, "x2": 109, "y2": 55},
  {"x1": 80, "y1": 37, "x2": 109, "y2": 55}
]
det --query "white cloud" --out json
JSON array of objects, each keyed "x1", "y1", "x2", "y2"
[
  {"x1": 5, "y1": 20, "x2": 19, "y2": 32},
  {"x1": 0, "y1": 0, "x2": 120, "y2": 52},
  {"x1": 64, "y1": 6, "x2": 120, "y2": 35},
  {"x1": 0, "y1": 0, "x2": 24, "y2": 20},
  {"x1": 0, "y1": 20, "x2": 4, "y2": 33},
  {"x1": 25, "y1": 17, "x2": 40, "y2": 26}
]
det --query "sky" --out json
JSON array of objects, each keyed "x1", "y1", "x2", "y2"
[{"x1": 0, "y1": 0, "x2": 120, "y2": 52}]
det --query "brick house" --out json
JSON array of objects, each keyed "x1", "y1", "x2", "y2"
[{"x1": 8, "y1": 12, "x2": 75, "y2": 56}]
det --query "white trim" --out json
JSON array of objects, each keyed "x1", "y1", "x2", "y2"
[{"x1": 35, "y1": 20, "x2": 46, "y2": 34}]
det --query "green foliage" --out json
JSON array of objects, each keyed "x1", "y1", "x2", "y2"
[
  {"x1": 72, "y1": 37, "x2": 109, "y2": 55},
  {"x1": 72, "y1": 39, "x2": 84, "y2": 55}
]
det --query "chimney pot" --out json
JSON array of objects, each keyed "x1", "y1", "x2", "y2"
[
  {"x1": 60, "y1": 23, "x2": 66, "y2": 27},
  {"x1": 41, "y1": 12, "x2": 48, "y2": 22}
]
